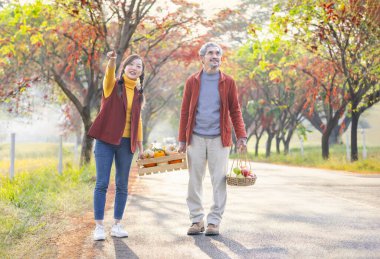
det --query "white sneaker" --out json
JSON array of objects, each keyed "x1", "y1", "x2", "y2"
[
  {"x1": 93, "y1": 225, "x2": 106, "y2": 241},
  {"x1": 111, "y1": 223, "x2": 129, "y2": 238}
]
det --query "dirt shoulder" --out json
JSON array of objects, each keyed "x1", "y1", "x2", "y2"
[{"x1": 55, "y1": 167, "x2": 141, "y2": 259}]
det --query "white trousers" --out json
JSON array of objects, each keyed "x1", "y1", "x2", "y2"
[{"x1": 186, "y1": 134, "x2": 230, "y2": 225}]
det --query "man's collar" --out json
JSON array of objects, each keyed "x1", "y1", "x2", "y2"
[{"x1": 195, "y1": 69, "x2": 226, "y2": 82}]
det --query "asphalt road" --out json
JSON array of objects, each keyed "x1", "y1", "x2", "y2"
[{"x1": 83, "y1": 162, "x2": 380, "y2": 259}]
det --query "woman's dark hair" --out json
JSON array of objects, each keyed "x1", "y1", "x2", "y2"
[{"x1": 116, "y1": 54, "x2": 145, "y2": 105}]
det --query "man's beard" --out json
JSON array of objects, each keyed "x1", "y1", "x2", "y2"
[{"x1": 209, "y1": 60, "x2": 220, "y2": 69}]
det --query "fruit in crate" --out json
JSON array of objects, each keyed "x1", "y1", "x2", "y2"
[
  {"x1": 142, "y1": 149, "x2": 155, "y2": 159},
  {"x1": 141, "y1": 149, "x2": 156, "y2": 167},
  {"x1": 164, "y1": 144, "x2": 178, "y2": 155},
  {"x1": 153, "y1": 149, "x2": 166, "y2": 158}
]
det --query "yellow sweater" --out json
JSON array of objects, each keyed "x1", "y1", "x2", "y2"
[{"x1": 103, "y1": 63, "x2": 143, "y2": 140}]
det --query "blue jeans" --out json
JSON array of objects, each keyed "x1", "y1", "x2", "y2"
[{"x1": 94, "y1": 138, "x2": 134, "y2": 220}]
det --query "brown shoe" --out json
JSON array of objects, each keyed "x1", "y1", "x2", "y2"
[
  {"x1": 187, "y1": 220, "x2": 205, "y2": 235},
  {"x1": 205, "y1": 224, "x2": 219, "y2": 236}
]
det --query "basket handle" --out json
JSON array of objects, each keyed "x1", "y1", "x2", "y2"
[
  {"x1": 241, "y1": 152, "x2": 251, "y2": 171},
  {"x1": 229, "y1": 152, "x2": 249, "y2": 176}
]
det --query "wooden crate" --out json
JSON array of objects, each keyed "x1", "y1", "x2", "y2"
[{"x1": 136, "y1": 153, "x2": 187, "y2": 176}]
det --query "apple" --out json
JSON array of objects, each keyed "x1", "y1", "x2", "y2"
[
  {"x1": 233, "y1": 167, "x2": 241, "y2": 175},
  {"x1": 241, "y1": 168, "x2": 250, "y2": 177}
]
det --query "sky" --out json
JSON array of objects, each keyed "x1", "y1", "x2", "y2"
[{"x1": 194, "y1": 0, "x2": 240, "y2": 15}]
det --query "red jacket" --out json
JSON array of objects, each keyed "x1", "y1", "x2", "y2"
[
  {"x1": 87, "y1": 81, "x2": 143, "y2": 153},
  {"x1": 178, "y1": 70, "x2": 246, "y2": 147}
]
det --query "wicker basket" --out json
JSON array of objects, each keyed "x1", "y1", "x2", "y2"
[
  {"x1": 226, "y1": 153, "x2": 256, "y2": 187},
  {"x1": 226, "y1": 175, "x2": 256, "y2": 186}
]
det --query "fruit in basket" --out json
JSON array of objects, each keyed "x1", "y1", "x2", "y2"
[
  {"x1": 241, "y1": 168, "x2": 250, "y2": 177},
  {"x1": 232, "y1": 167, "x2": 241, "y2": 175},
  {"x1": 165, "y1": 144, "x2": 178, "y2": 155}
]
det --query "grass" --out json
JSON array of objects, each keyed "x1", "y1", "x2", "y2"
[
  {"x1": 0, "y1": 143, "x2": 78, "y2": 175},
  {"x1": 0, "y1": 161, "x2": 95, "y2": 258},
  {"x1": 0, "y1": 142, "x2": 135, "y2": 257},
  {"x1": 237, "y1": 145, "x2": 380, "y2": 174}
]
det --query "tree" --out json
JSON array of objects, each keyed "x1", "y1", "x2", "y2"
[
  {"x1": 0, "y1": 0, "x2": 204, "y2": 164},
  {"x1": 234, "y1": 35, "x2": 307, "y2": 157},
  {"x1": 297, "y1": 56, "x2": 348, "y2": 159},
  {"x1": 277, "y1": 0, "x2": 380, "y2": 160}
]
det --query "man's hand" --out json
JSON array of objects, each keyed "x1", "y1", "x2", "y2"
[
  {"x1": 178, "y1": 142, "x2": 187, "y2": 153},
  {"x1": 236, "y1": 137, "x2": 247, "y2": 153}
]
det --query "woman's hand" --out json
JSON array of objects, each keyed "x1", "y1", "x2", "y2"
[
  {"x1": 107, "y1": 50, "x2": 116, "y2": 60},
  {"x1": 137, "y1": 141, "x2": 144, "y2": 159},
  {"x1": 138, "y1": 151, "x2": 144, "y2": 160}
]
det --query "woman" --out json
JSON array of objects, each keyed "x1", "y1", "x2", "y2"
[{"x1": 88, "y1": 50, "x2": 145, "y2": 241}]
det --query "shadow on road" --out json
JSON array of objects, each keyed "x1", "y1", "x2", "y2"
[
  {"x1": 192, "y1": 234, "x2": 288, "y2": 258},
  {"x1": 192, "y1": 235, "x2": 232, "y2": 259},
  {"x1": 113, "y1": 237, "x2": 139, "y2": 259}
]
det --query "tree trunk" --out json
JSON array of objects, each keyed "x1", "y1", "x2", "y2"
[
  {"x1": 284, "y1": 139, "x2": 290, "y2": 155},
  {"x1": 328, "y1": 126, "x2": 340, "y2": 145},
  {"x1": 329, "y1": 117, "x2": 351, "y2": 145},
  {"x1": 276, "y1": 137, "x2": 281, "y2": 154},
  {"x1": 266, "y1": 132, "x2": 274, "y2": 158},
  {"x1": 80, "y1": 107, "x2": 94, "y2": 165},
  {"x1": 254, "y1": 129, "x2": 264, "y2": 157},
  {"x1": 322, "y1": 133, "x2": 330, "y2": 160},
  {"x1": 283, "y1": 127, "x2": 294, "y2": 155},
  {"x1": 80, "y1": 124, "x2": 94, "y2": 165},
  {"x1": 255, "y1": 139, "x2": 259, "y2": 157},
  {"x1": 350, "y1": 112, "x2": 360, "y2": 161},
  {"x1": 320, "y1": 106, "x2": 346, "y2": 160}
]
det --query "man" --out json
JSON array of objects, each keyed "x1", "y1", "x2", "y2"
[{"x1": 178, "y1": 42, "x2": 247, "y2": 236}]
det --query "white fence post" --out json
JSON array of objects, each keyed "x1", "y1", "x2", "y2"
[
  {"x1": 362, "y1": 129, "x2": 367, "y2": 159},
  {"x1": 10, "y1": 133, "x2": 15, "y2": 179},
  {"x1": 58, "y1": 135, "x2": 63, "y2": 175}
]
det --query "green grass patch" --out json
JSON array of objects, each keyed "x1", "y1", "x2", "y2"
[
  {"x1": 0, "y1": 163, "x2": 95, "y2": 257},
  {"x1": 0, "y1": 142, "x2": 78, "y2": 175},
  {"x1": 235, "y1": 145, "x2": 380, "y2": 174}
]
